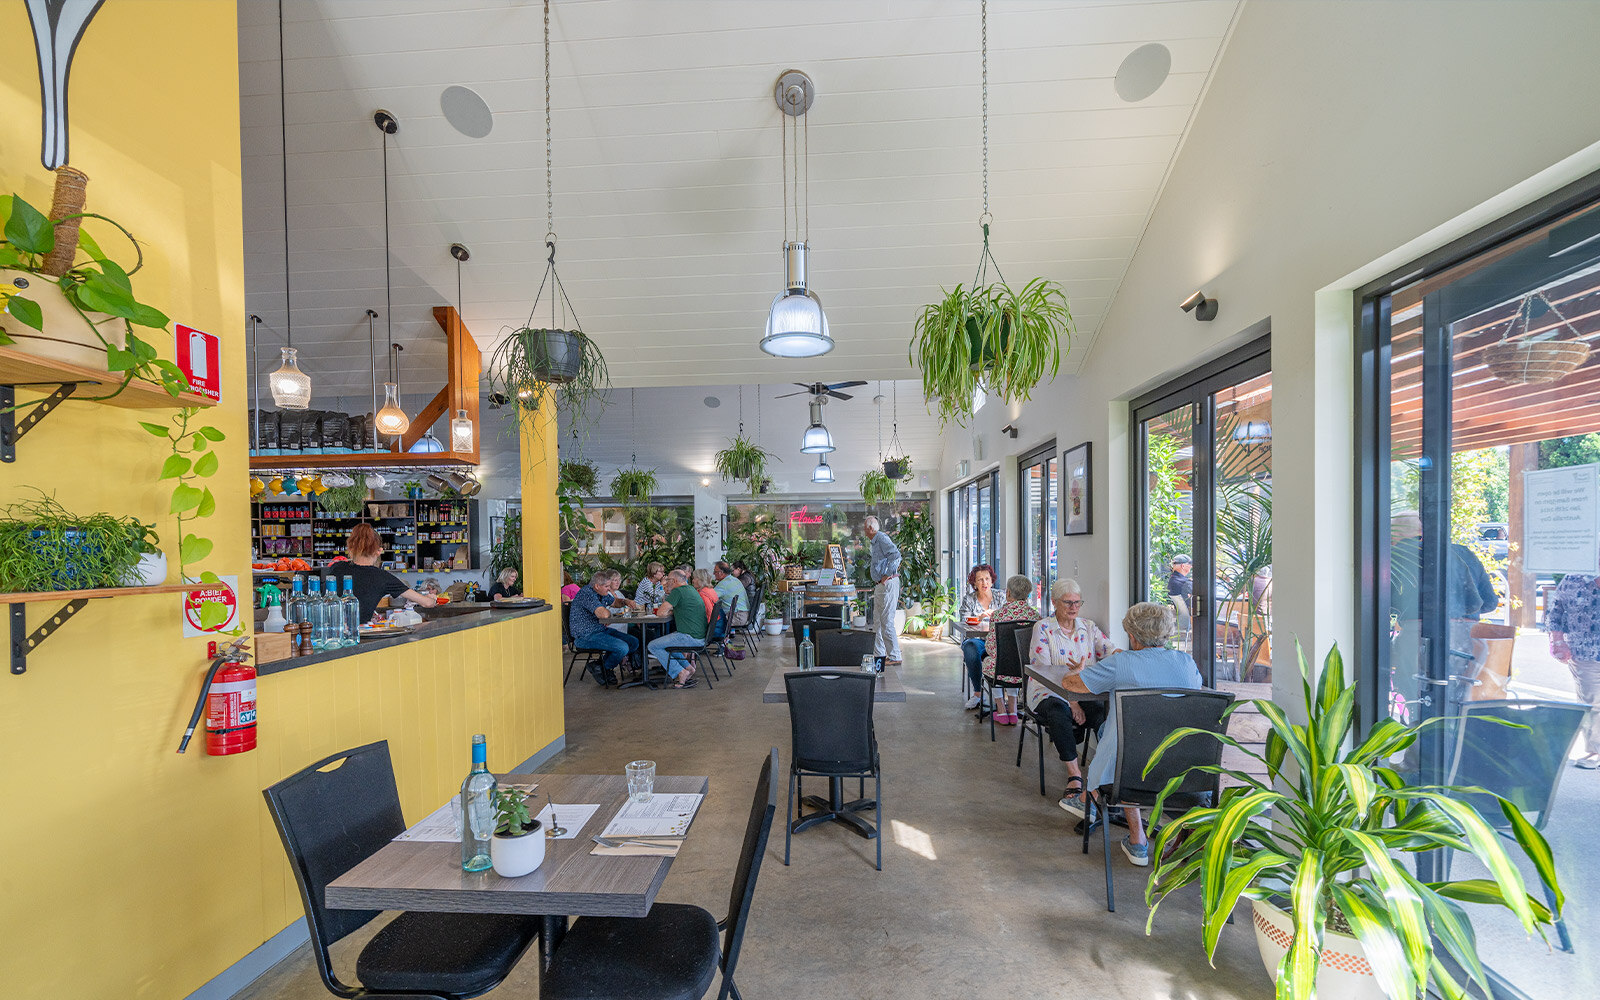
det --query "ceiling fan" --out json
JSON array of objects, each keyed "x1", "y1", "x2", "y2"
[{"x1": 776, "y1": 380, "x2": 867, "y2": 401}]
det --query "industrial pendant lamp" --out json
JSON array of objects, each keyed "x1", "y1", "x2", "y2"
[
  {"x1": 811, "y1": 455, "x2": 834, "y2": 484},
  {"x1": 449, "y1": 243, "x2": 474, "y2": 452},
  {"x1": 269, "y1": 0, "x2": 312, "y2": 409},
  {"x1": 761, "y1": 70, "x2": 832, "y2": 358},
  {"x1": 799, "y1": 396, "x2": 835, "y2": 454},
  {"x1": 408, "y1": 430, "x2": 445, "y2": 454},
  {"x1": 373, "y1": 108, "x2": 409, "y2": 439}
]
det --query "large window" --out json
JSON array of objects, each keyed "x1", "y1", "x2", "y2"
[
  {"x1": 1359, "y1": 183, "x2": 1600, "y2": 999},
  {"x1": 1018, "y1": 442, "x2": 1058, "y2": 605},
  {"x1": 947, "y1": 470, "x2": 998, "y2": 588},
  {"x1": 1131, "y1": 338, "x2": 1272, "y2": 685}
]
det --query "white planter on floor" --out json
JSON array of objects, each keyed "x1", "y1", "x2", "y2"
[
  {"x1": 1251, "y1": 899, "x2": 1385, "y2": 1000},
  {"x1": 490, "y1": 823, "x2": 545, "y2": 878},
  {"x1": 764, "y1": 619, "x2": 783, "y2": 636}
]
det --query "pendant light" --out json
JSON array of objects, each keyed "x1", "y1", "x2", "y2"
[
  {"x1": 799, "y1": 396, "x2": 834, "y2": 454},
  {"x1": 408, "y1": 430, "x2": 445, "y2": 454},
  {"x1": 449, "y1": 243, "x2": 474, "y2": 452},
  {"x1": 269, "y1": 0, "x2": 311, "y2": 409},
  {"x1": 811, "y1": 455, "x2": 834, "y2": 484},
  {"x1": 761, "y1": 70, "x2": 832, "y2": 358},
  {"x1": 372, "y1": 108, "x2": 409, "y2": 438}
]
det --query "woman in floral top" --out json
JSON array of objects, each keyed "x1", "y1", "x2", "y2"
[
  {"x1": 1029, "y1": 578, "x2": 1114, "y2": 810},
  {"x1": 982, "y1": 575, "x2": 1041, "y2": 725}
]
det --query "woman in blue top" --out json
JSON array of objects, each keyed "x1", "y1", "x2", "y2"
[{"x1": 1055, "y1": 601, "x2": 1202, "y2": 868}]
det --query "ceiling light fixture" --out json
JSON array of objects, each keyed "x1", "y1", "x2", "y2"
[
  {"x1": 373, "y1": 108, "x2": 409, "y2": 439},
  {"x1": 811, "y1": 455, "x2": 834, "y2": 484},
  {"x1": 408, "y1": 430, "x2": 445, "y2": 454},
  {"x1": 364, "y1": 308, "x2": 380, "y2": 449},
  {"x1": 1180, "y1": 289, "x2": 1218, "y2": 321},
  {"x1": 450, "y1": 243, "x2": 474, "y2": 453},
  {"x1": 799, "y1": 396, "x2": 835, "y2": 454},
  {"x1": 269, "y1": 0, "x2": 311, "y2": 410},
  {"x1": 761, "y1": 69, "x2": 832, "y2": 358}
]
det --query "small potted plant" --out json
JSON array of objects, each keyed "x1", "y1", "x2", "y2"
[
  {"x1": 485, "y1": 326, "x2": 609, "y2": 433},
  {"x1": 130, "y1": 521, "x2": 164, "y2": 586},
  {"x1": 859, "y1": 469, "x2": 898, "y2": 505},
  {"x1": 559, "y1": 459, "x2": 601, "y2": 497},
  {"x1": 764, "y1": 609, "x2": 785, "y2": 636},
  {"x1": 489, "y1": 788, "x2": 545, "y2": 878},
  {"x1": 0, "y1": 491, "x2": 146, "y2": 591},
  {"x1": 610, "y1": 467, "x2": 657, "y2": 506},
  {"x1": 882, "y1": 455, "x2": 912, "y2": 481},
  {"x1": 714, "y1": 434, "x2": 774, "y2": 490}
]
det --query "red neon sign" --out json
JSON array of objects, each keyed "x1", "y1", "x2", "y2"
[{"x1": 788, "y1": 505, "x2": 824, "y2": 524}]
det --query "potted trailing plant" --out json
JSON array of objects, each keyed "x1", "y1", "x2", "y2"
[
  {"x1": 882, "y1": 455, "x2": 912, "y2": 481},
  {"x1": 130, "y1": 521, "x2": 164, "y2": 586},
  {"x1": 1, "y1": 185, "x2": 188, "y2": 400},
  {"x1": 910, "y1": 277, "x2": 1070, "y2": 426},
  {"x1": 610, "y1": 467, "x2": 657, "y2": 506},
  {"x1": 859, "y1": 469, "x2": 897, "y2": 505},
  {"x1": 559, "y1": 459, "x2": 600, "y2": 497},
  {"x1": 714, "y1": 434, "x2": 773, "y2": 489},
  {"x1": 0, "y1": 491, "x2": 147, "y2": 591},
  {"x1": 1144, "y1": 643, "x2": 1565, "y2": 1000},
  {"x1": 485, "y1": 326, "x2": 609, "y2": 428},
  {"x1": 488, "y1": 788, "x2": 545, "y2": 878}
]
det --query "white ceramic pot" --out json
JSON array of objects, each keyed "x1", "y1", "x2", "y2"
[
  {"x1": 490, "y1": 823, "x2": 545, "y2": 878},
  {"x1": 764, "y1": 619, "x2": 783, "y2": 636},
  {"x1": 1251, "y1": 899, "x2": 1385, "y2": 1000},
  {"x1": 1, "y1": 268, "x2": 124, "y2": 369},
  {"x1": 852, "y1": 615, "x2": 868, "y2": 628},
  {"x1": 133, "y1": 552, "x2": 167, "y2": 587}
]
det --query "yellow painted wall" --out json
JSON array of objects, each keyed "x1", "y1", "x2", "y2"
[{"x1": 0, "y1": 4, "x2": 564, "y2": 997}]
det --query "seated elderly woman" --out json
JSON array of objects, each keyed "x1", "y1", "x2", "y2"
[
  {"x1": 1055, "y1": 601, "x2": 1202, "y2": 868},
  {"x1": 1027, "y1": 579, "x2": 1114, "y2": 810},
  {"x1": 981, "y1": 574, "x2": 1041, "y2": 725},
  {"x1": 955, "y1": 564, "x2": 999, "y2": 710}
]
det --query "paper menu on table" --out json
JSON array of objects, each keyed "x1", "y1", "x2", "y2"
[
  {"x1": 392, "y1": 781, "x2": 537, "y2": 842},
  {"x1": 600, "y1": 793, "x2": 704, "y2": 838},
  {"x1": 535, "y1": 802, "x2": 599, "y2": 840}
]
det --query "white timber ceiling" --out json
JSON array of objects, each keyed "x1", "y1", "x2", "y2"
[{"x1": 239, "y1": 0, "x2": 1239, "y2": 395}]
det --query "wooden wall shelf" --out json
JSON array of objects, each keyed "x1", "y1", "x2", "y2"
[
  {"x1": 7, "y1": 583, "x2": 212, "y2": 675},
  {"x1": 0, "y1": 346, "x2": 213, "y2": 410},
  {"x1": 0, "y1": 583, "x2": 209, "y2": 605},
  {"x1": 248, "y1": 452, "x2": 477, "y2": 470}
]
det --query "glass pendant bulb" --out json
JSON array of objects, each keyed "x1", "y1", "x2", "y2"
[
  {"x1": 374, "y1": 382, "x2": 410, "y2": 436},
  {"x1": 799, "y1": 398, "x2": 835, "y2": 454},
  {"x1": 451, "y1": 408, "x2": 474, "y2": 452},
  {"x1": 811, "y1": 456, "x2": 834, "y2": 483},
  {"x1": 761, "y1": 242, "x2": 833, "y2": 358},
  {"x1": 269, "y1": 346, "x2": 312, "y2": 410}
]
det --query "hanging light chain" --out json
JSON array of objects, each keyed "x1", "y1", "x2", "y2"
[
  {"x1": 980, "y1": 0, "x2": 989, "y2": 225},
  {"x1": 544, "y1": 0, "x2": 554, "y2": 242},
  {"x1": 278, "y1": 0, "x2": 293, "y2": 347},
  {"x1": 802, "y1": 101, "x2": 809, "y2": 244},
  {"x1": 738, "y1": 384, "x2": 745, "y2": 436}
]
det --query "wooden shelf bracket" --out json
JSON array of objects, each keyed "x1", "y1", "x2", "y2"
[
  {"x1": 9, "y1": 598, "x2": 89, "y2": 675},
  {"x1": 0, "y1": 383, "x2": 79, "y2": 463}
]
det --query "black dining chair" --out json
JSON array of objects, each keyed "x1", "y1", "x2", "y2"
[
  {"x1": 735, "y1": 583, "x2": 765, "y2": 652},
  {"x1": 1011, "y1": 625, "x2": 1053, "y2": 796},
  {"x1": 784, "y1": 670, "x2": 882, "y2": 870},
  {"x1": 789, "y1": 616, "x2": 842, "y2": 662},
  {"x1": 1442, "y1": 698, "x2": 1586, "y2": 953},
  {"x1": 262, "y1": 741, "x2": 541, "y2": 999},
  {"x1": 1087, "y1": 688, "x2": 1233, "y2": 911},
  {"x1": 816, "y1": 628, "x2": 877, "y2": 668},
  {"x1": 984, "y1": 620, "x2": 1036, "y2": 740},
  {"x1": 540, "y1": 748, "x2": 779, "y2": 1000}
]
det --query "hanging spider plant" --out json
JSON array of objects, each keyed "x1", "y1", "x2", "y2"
[
  {"x1": 486, "y1": 326, "x2": 609, "y2": 425},
  {"x1": 882, "y1": 455, "x2": 912, "y2": 481},
  {"x1": 859, "y1": 469, "x2": 897, "y2": 505},
  {"x1": 558, "y1": 459, "x2": 601, "y2": 497},
  {"x1": 714, "y1": 434, "x2": 774, "y2": 488},
  {"x1": 610, "y1": 467, "x2": 657, "y2": 506}
]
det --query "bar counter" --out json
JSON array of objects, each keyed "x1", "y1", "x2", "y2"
[{"x1": 257, "y1": 603, "x2": 552, "y2": 676}]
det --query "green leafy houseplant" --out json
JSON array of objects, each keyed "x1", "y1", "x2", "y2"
[
  {"x1": 492, "y1": 788, "x2": 537, "y2": 836},
  {"x1": 893, "y1": 507, "x2": 939, "y2": 611},
  {"x1": 557, "y1": 465, "x2": 593, "y2": 574},
  {"x1": 493, "y1": 510, "x2": 526, "y2": 579},
  {"x1": 714, "y1": 434, "x2": 774, "y2": 489},
  {"x1": 1144, "y1": 643, "x2": 1565, "y2": 1000},
  {"x1": 859, "y1": 469, "x2": 898, "y2": 505},
  {"x1": 0, "y1": 491, "x2": 146, "y2": 591},
  {"x1": 485, "y1": 327, "x2": 609, "y2": 433},
  {"x1": 882, "y1": 455, "x2": 912, "y2": 481},
  {"x1": 1, "y1": 192, "x2": 188, "y2": 403},
  {"x1": 910, "y1": 276, "x2": 1070, "y2": 426},
  {"x1": 559, "y1": 459, "x2": 600, "y2": 497},
  {"x1": 610, "y1": 467, "x2": 657, "y2": 506},
  {"x1": 317, "y1": 484, "x2": 368, "y2": 515},
  {"x1": 140, "y1": 407, "x2": 224, "y2": 584},
  {"x1": 724, "y1": 510, "x2": 785, "y2": 592}
]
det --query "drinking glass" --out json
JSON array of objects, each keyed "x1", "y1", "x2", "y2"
[{"x1": 626, "y1": 760, "x2": 656, "y2": 803}]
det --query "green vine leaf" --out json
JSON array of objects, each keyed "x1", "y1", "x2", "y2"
[
  {"x1": 180, "y1": 534, "x2": 213, "y2": 565},
  {"x1": 5, "y1": 295, "x2": 43, "y2": 331},
  {"x1": 75, "y1": 226, "x2": 104, "y2": 262},
  {"x1": 198, "y1": 598, "x2": 229, "y2": 630},
  {"x1": 199, "y1": 426, "x2": 225, "y2": 441},
  {"x1": 0, "y1": 328, "x2": 14, "y2": 346},
  {"x1": 197, "y1": 487, "x2": 216, "y2": 517},
  {"x1": 199, "y1": 571, "x2": 223, "y2": 584},
  {"x1": 3, "y1": 194, "x2": 54, "y2": 255},
  {"x1": 192, "y1": 433, "x2": 208, "y2": 452},
  {"x1": 160, "y1": 454, "x2": 192, "y2": 479},
  {"x1": 170, "y1": 483, "x2": 204, "y2": 513},
  {"x1": 139, "y1": 421, "x2": 169, "y2": 437}
]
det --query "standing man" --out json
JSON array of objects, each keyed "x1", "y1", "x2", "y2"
[
  {"x1": 864, "y1": 515, "x2": 903, "y2": 664},
  {"x1": 569, "y1": 568, "x2": 641, "y2": 686},
  {"x1": 647, "y1": 570, "x2": 704, "y2": 688},
  {"x1": 1165, "y1": 554, "x2": 1193, "y2": 609},
  {"x1": 1546, "y1": 573, "x2": 1600, "y2": 769}
]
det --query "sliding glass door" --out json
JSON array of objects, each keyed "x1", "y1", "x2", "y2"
[
  {"x1": 1018, "y1": 442, "x2": 1058, "y2": 606},
  {"x1": 1360, "y1": 189, "x2": 1600, "y2": 999},
  {"x1": 946, "y1": 470, "x2": 998, "y2": 587}
]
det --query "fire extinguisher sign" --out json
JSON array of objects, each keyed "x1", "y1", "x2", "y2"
[
  {"x1": 183, "y1": 575, "x2": 240, "y2": 637},
  {"x1": 176, "y1": 324, "x2": 221, "y2": 402}
]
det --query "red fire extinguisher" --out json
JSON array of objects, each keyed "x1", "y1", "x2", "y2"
[{"x1": 178, "y1": 638, "x2": 256, "y2": 755}]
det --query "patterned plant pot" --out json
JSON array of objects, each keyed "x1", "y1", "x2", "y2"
[{"x1": 1251, "y1": 899, "x2": 1385, "y2": 1000}]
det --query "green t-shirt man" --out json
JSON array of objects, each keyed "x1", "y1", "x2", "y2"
[{"x1": 664, "y1": 583, "x2": 708, "y2": 640}]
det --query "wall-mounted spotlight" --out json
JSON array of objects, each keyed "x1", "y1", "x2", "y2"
[
  {"x1": 1180, "y1": 290, "x2": 1217, "y2": 321},
  {"x1": 1000, "y1": 423, "x2": 1018, "y2": 439}
]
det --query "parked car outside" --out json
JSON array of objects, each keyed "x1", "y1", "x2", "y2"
[{"x1": 1476, "y1": 522, "x2": 1510, "y2": 560}]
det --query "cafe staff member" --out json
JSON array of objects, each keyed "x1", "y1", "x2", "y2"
[{"x1": 339, "y1": 523, "x2": 438, "y2": 621}]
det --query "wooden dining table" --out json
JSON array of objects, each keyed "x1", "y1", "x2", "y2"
[
  {"x1": 326, "y1": 772, "x2": 709, "y2": 968},
  {"x1": 1024, "y1": 664, "x2": 1110, "y2": 705},
  {"x1": 601, "y1": 611, "x2": 674, "y2": 687}
]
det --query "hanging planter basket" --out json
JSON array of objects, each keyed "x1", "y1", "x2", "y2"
[
  {"x1": 882, "y1": 457, "x2": 911, "y2": 481},
  {"x1": 1483, "y1": 338, "x2": 1589, "y2": 386},
  {"x1": 610, "y1": 467, "x2": 657, "y2": 505}
]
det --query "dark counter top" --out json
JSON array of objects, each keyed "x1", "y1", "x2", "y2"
[{"x1": 257, "y1": 603, "x2": 551, "y2": 676}]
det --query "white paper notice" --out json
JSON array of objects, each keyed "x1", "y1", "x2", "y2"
[
  {"x1": 392, "y1": 781, "x2": 537, "y2": 842},
  {"x1": 601, "y1": 793, "x2": 704, "y2": 838},
  {"x1": 535, "y1": 803, "x2": 600, "y2": 840},
  {"x1": 1524, "y1": 465, "x2": 1600, "y2": 574}
]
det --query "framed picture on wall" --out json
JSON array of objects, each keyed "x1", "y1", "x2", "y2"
[
  {"x1": 1062, "y1": 441, "x2": 1092, "y2": 535},
  {"x1": 490, "y1": 515, "x2": 506, "y2": 551}
]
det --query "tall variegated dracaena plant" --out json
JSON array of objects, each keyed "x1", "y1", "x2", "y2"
[{"x1": 1142, "y1": 642, "x2": 1563, "y2": 1000}]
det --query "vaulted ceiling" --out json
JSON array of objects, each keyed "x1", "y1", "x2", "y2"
[{"x1": 239, "y1": 0, "x2": 1239, "y2": 396}]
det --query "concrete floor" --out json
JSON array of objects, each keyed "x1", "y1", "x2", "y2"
[{"x1": 239, "y1": 636, "x2": 1275, "y2": 1000}]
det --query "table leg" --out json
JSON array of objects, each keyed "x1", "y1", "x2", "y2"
[
  {"x1": 541, "y1": 914, "x2": 568, "y2": 969},
  {"x1": 792, "y1": 775, "x2": 877, "y2": 839}
]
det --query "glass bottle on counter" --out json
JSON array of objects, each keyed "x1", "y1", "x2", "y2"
[
  {"x1": 339, "y1": 575, "x2": 361, "y2": 646},
  {"x1": 460, "y1": 733, "x2": 496, "y2": 872},
  {"x1": 286, "y1": 574, "x2": 309, "y2": 634},
  {"x1": 305, "y1": 575, "x2": 326, "y2": 649}
]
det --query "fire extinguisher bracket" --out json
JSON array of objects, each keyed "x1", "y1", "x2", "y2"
[{"x1": 9, "y1": 599, "x2": 89, "y2": 675}]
